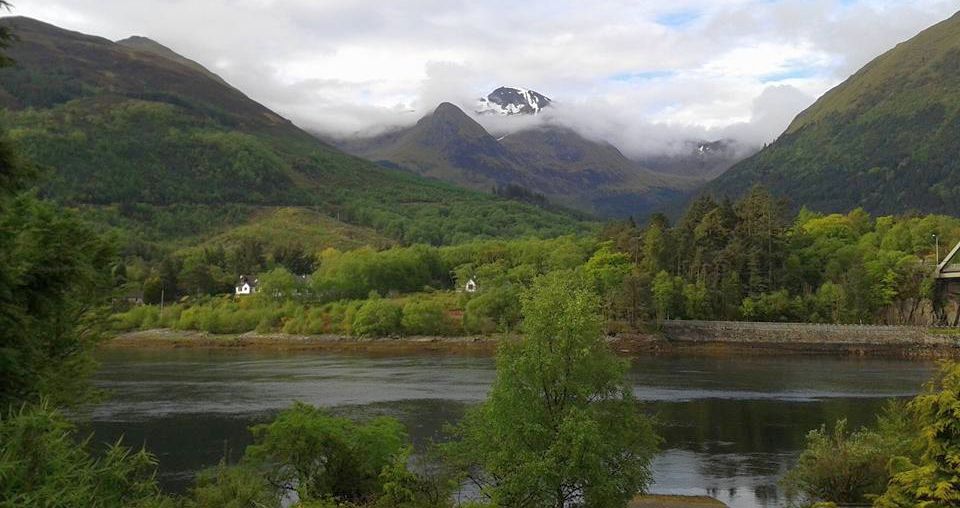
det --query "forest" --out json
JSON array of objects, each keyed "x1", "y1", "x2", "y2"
[{"x1": 113, "y1": 185, "x2": 960, "y2": 339}]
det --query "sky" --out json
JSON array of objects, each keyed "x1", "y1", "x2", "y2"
[{"x1": 13, "y1": 0, "x2": 960, "y2": 157}]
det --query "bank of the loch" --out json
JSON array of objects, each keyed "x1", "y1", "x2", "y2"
[{"x1": 106, "y1": 320, "x2": 960, "y2": 359}]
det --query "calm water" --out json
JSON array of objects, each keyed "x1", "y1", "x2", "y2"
[{"x1": 81, "y1": 349, "x2": 936, "y2": 508}]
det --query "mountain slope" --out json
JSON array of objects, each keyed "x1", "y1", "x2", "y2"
[
  {"x1": 342, "y1": 101, "x2": 698, "y2": 218},
  {"x1": 116, "y1": 35, "x2": 232, "y2": 88},
  {"x1": 0, "y1": 16, "x2": 588, "y2": 249},
  {"x1": 498, "y1": 126, "x2": 696, "y2": 216},
  {"x1": 708, "y1": 11, "x2": 960, "y2": 214},
  {"x1": 638, "y1": 139, "x2": 742, "y2": 179},
  {"x1": 352, "y1": 102, "x2": 530, "y2": 187}
]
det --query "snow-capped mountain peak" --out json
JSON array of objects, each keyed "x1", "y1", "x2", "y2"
[{"x1": 477, "y1": 86, "x2": 552, "y2": 115}]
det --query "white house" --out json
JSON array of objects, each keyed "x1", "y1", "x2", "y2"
[
  {"x1": 235, "y1": 275, "x2": 258, "y2": 295},
  {"x1": 465, "y1": 278, "x2": 478, "y2": 293}
]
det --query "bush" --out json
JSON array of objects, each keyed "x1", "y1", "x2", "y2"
[
  {"x1": 782, "y1": 419, "x2": 890, "y2": 505},
  {"x1": 875, "y1": 362, "x2": 960, "y2": 507},
  {"x1": 244, "y1": 402, "x2": 407, "y2": 503},
  {"x1": 0, "y1": 403, "x2": 169, "y2": 507},
  {"x1": 352, "y1": 297, "x2": 403, "y2": 337},
  {"x1": 462, "y1": 285, "x2": 520, "y2": 334},
  {"x1": 185, "y1": 462, "x2": 275, "y2": 508},
  {"x1": 401, "y1": 300, "x2": 448, "y2": 336}
]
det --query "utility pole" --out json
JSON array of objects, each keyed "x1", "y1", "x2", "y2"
[
  {"x1": 160, "y1": 287, "x2": 165, "y2": 318},
  {"x1": 934, "y1": 234, "x2": 940, "y2": 267}
]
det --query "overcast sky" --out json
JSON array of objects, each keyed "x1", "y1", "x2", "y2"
[{"x1": 14, "y1": 0, "x2": 959, "y2": 156}]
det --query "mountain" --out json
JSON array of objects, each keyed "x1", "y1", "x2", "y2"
[
  {"x1": 639, "y1": 139, "x2": 742, "y2": 179},
  {"x1": 344, "y1": 102, "x2": 530, "y2": 187},
  {"x1": 0, "y1": 16, "x2": 587, "y2": 250},
  {"x1": 477, "y1": 86, "x2": 551, "y2": 115},
  {"x1": 340, "y1": 101, "x2": 698, "y2": 218},
  {"x1": 115, "y1": 35, "x2": 231, "y2": 88},
  {"x1": 707, "y1": 11, "x2": 960, "y2": 214}
]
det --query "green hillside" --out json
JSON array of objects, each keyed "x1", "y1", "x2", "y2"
[
  {"x1": 341, "y1": 102, "x2": 697, "y2": 218},
  {"x1": 708, "y1": 10, "x2": 960, "y2": 214},
  {"x1": 0, "y1": 17, "x2": 588, "y2": 253}
]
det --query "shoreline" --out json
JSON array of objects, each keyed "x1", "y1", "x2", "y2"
[{"x1": 104, "y1": 321, "x2": 960, "y2": 359}]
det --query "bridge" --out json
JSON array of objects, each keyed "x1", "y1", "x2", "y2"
[
  {"x1": 936, "y1": 240, "x2": 960, "y2": 280},
  {"x1": 934, "y1": 240, "x2": 960, "y2": 325}
]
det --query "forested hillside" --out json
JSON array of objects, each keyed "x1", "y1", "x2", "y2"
[
  {"x1": 0, "y1": 17, "x2": 588, "y2": 259},
  {"x1": 708, "y1": 11, "x2": 960, "y2": 215},
  {"x1": 116, "y1": 186, "x2": 959, "y2": 340}
]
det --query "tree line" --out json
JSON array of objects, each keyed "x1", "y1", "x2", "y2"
[{"x1": 116, "y1": 186, "x2": 960, "y2": 341}]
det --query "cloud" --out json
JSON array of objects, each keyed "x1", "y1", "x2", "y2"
[{"x1": 11, "y1": 0, "x2": 958, "y2": 154}]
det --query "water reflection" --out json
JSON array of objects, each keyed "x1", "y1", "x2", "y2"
[{"x1": 83, "y1": 349, "x2": 935, "y2": 508}]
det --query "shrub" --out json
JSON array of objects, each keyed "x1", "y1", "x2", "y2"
[
  {"x1": 462, "y1": 285, "x2": 520, "y2": 334},
  {"x1": 782, "y1": 419, "x2": 890, "y2": 505},
  {"x1": 185, "y1": 462, "x2": 275, "y2": 508},
  {"x1": 244, "y1": 402, "x2": 407, "y2": 503},
  {"x1": 401, "y1": 300, "x2": 448, "y2": 336},
  {"x1": 0, "y1": 403, "x2": 169, "y2": 507},
  {"x1": 352, "y1": 298, "x2": 402, "y2": 337}
]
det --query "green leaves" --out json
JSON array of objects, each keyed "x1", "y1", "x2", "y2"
[
  {"x1": 0, "y1": 403, "x2": 167, "y2": 508},
  {"x1": 446, "y1": 272, "x2": 658, "y2": 508},
  {"x1": 244, "y1": 402, "x2": 408, "y2": 504},
  {"x1": 876, "y1": 362, "x2": 960, "y2": 507}
]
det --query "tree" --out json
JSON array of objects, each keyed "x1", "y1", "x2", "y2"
[
  {"x1": 0, "y1": 194, "x2": 115, "y2": 407},
  {"x1": 446, "y1": 272, "x2": 659, "y2": 508},
  {"x1": 875, "y1": 362, "x2": 960, "y2": 507},
  {"x1": 231, "y1": 238, "x2": 266, "y2": 276},
  {"x1": 244, "y1": 402, "x2": 407, "y2": 504},
  {"x1": 185, "y1": 462, "x2": 276, "y2": 508},
  {"x1": 401, "y1": 300, "x2": 449, "y2": 336},
  {"x1": 783, "y1": 401, "x2": 916, "y2": 506},
  {"x1": 782, "y1": 419, "x2": 890, "y2": 505},
  {"x1": 273, "y1": 243, "x2": 315, "y2": 275},
  {"x1": 462, "y1": 284, "x2": 522, "y2": 335},
  {"x1": 0, "y1": 403, "x2": 170, "y2": 507},
  {"x1": 652, "y1": 270, "x2": 681, "y2": 322},
  {"x1": 257, "y1": 266, "x2": 300, "y2": 301},
  {"x1": 142, "y1": 276, "x2": 164, "y2": 306},
  {"x1": 352, "y1": 295, "x2": 402, "y2": 337}
]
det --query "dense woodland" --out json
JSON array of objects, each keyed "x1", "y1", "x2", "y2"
[{"x1": 114, "y1": 185, "x2": 960, "y2": 338}]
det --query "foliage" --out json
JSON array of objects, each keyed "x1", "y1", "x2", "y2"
[
  {"x1": 875, "y1": 362, "x2": 960, "y2": 507},
  {"x1": 244, "y1": 402, "x2": 407, "y2": 505},
  {"x1": 352, "y1": 296, "x2": 403, "y2": 338},
  {"x1": 782, "y1": 419, "x2": 892, "y2": 505},
  {"x1": 462, "y1": 285, "x2": 521, "y2": 335},
  {"x1": 708, "y1": 13, "x2": 960, "y2": 216},
  {"x1": 376, "y1": 447, "x2": 456, "y2": 508},
  {"x1": 185, "y1": 462, "x2": 276, "y2": 508},
  {"x1": 600, "y1": 191, "x2": 959, "y2": 325},
  {"x1": 445, "y1": 272, "x2": 659, "y2": 507},
  {"x1": 0, "y1": 142, "x2": 115, "y2": 408},
  {"x1": 257, "y1": 266, "x2": 302, "y2": 302},
  {"x1": 313, "y1": 245, "x2": 447, "y2": 301},
  {"x1": 401, "y1": 300, "x2": 450, "y2": 336},
  {"x1": 0, "y1": 402, "x2": 169, "y2": 508}
]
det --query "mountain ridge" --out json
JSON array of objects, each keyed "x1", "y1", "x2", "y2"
[
  {"x1": 0, "y1": 16, "x2": 588, "y2": 249},
  {"x1": 338, "y1": 100, "x2": 700, "y2": 218},
  {"x1": 707, "y1": 10, "x2": 960, "y2": 214}
]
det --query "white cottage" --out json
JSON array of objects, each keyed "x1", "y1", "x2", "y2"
[
  {"x1": 235, "y1": 275, "x2": 258, "y2": 295},
  {"x1": 465, "y1": 278, "x2": 478, "y2": 293}
]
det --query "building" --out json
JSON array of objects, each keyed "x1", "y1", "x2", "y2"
[
  {"x1": 235, "y1": 275, "x2": 258, "y2": 295},
  {"x1": 465, "y1": 278, "x2": 478, "y2": 293}
]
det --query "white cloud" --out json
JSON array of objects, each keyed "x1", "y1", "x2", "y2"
[{"x1": 10, "y1": 0, "x2": 959, "y2": 154}]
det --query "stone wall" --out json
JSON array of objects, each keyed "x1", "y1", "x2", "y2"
[{"x1": 659, "y1": 320, "x2": 960, "y2": 355}]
